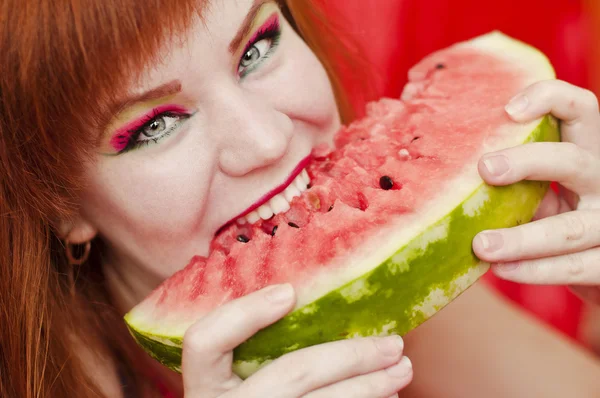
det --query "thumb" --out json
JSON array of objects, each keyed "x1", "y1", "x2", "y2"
[
  {"x1": 182, "y1": 283, "x2": 296, "y2": 397},
  {"x1": 532, "y1": 188, "x2": 572, "y2": 221}
]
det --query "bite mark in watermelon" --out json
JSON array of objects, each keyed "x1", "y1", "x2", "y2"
[{"x1": 124, "y1": 32, "x2": 560, "y2": 378}]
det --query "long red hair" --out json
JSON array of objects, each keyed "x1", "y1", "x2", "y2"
[{"x1": 0, "y1": 0, "x2": 371, "y2": 396}]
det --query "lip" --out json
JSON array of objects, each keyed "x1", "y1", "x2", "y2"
[{"x1": 216, "y1": 154, "x2": 312, "y2": 234}]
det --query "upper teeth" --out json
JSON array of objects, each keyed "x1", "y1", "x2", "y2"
[{"x1": 238, "y1": 169, "x2": 310, "y2": 225}]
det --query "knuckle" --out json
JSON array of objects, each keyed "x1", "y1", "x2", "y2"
[
  {"x1": 563, "y1": 142, "x2": 589, "y2": 171},
  {"x1": 183, "y1": 323, "x2": 209, "y2": 356},
  {"x1": 536, "y1": 81, "x2": 555, "y2": 100},
  {"x1": 580, "y1": 89, "x2": 599, "y2": 113},
  {"x1": 363, "y1": 373, "x2": 387, "y2": 396},
  {"x1": 566, "y1": 253, "x2": 586, "y2": 280},
  {"x1": 273, "y1": 354, "x2": 312, "y2": 387},
  {"x1": 345, "y1": 339, "x2": 366, "y2": 369},
  {"x1": 560, "y1": 213, "x2": 586, "y2": 242}
]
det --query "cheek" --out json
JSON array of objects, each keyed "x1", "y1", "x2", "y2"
[
  {"x1": 81, "y1": 144, "x2": 215, "y2": 258},
  {"x1": 246, "y1": 26, "x2": 341, "y2": 136}
]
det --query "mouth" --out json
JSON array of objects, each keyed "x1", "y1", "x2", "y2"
[{"x1": 217, "y1": 155, "x2": 311, "y2": 233}]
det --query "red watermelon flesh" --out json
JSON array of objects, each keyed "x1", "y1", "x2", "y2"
[{"x1": 125, "y1": 32, "x2": 559, "y2": 377}]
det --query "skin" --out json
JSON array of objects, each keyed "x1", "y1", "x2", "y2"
[
  {"x1": 473, "y1": 80, "x2": 600, "y2": 301},
  {"x1": 71, "y1": 0, "x2": 341, "y2": 306},
  {"x1": 59, "y1": 0, "x2": 600, "y2": 397},
  {"x1": 69, "y1": 1, "x2": 412, "y2": 397}
]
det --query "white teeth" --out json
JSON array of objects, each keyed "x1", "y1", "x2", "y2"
[
  {"x1": 240, "y1": 168, "x2": 309, "y2": 225},
  {"x1": 269, "y1": 193, "x2": 290, "y2": 214},
  {"x1": 257, "y1": 203, "x2": 274, "y2": 220},
  {"x1": 284, "y1": 184, "x2": 301, "y2": 202},
  {"x1": 246, "y1": 210, "x2": 260, "y2": 224},
  {"x1": 301, "y1": 169, "x2": 310, "y2": 185},
  {"x1": 295, "y1": 176, "x2": 307, "y2": 191}
]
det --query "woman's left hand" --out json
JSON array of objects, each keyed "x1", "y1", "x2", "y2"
[{"x1": 472, "y1": 79, "x2": 600, "y2": 304}]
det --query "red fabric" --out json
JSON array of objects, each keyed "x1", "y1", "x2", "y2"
[{"x1": 320, "y1": 0, "x2": 590, "y2": 340}]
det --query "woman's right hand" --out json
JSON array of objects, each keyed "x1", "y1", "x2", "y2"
[{"x1": 182, "y1": 283, "x2": 413, "y2": 398}]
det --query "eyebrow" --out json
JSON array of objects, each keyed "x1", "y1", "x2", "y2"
[
  {"x1": 104, "y1": 0, "x2": 271, "y2": 131},
  {"x1": 229, "y1": 0, "x2": 271, "y2": 54},
  {"x1": 112, "y1": 80, "x2": 182, "y2": 113}
]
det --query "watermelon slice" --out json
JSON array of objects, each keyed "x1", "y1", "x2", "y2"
[{"x1": 125, "y1": 31, "x2": 559, "y2": 377}]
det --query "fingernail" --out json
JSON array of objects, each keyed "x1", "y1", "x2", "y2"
[
  {"x1": 265, "y1": 283, "x2": 294, "y2": 303},
  {"x1": 387, "y1": 356, "x2": 412, "y2": 378},
  {"x1": 476, "y1": 232, "x2": 504, "y2": 252},
  {"x1": 505, "y1": 94, "x2": 529, "y2": 115},
  {"x1": 493, "y1": 262, "x2": 520, "y2": 272},
  {"x1": 482, "y1": 155, "x2": 510, "y2": 176},
  {"x1": 376, "y1": 336, "x2": 404, "y2": 356}
]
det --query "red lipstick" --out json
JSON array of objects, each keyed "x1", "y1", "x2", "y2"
[{"x1": 217, "y1": 154, "x2": 311, "y2": 234}]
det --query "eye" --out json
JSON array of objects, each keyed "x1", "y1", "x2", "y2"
[
  {"x1": 139, "y1": 114, "x2": 177, "y2": 141},
  {"x1": 114, "y1": 111, "x2": 191, "y2": 154},
  {"x1": 237, "y1": 15, "x2": 281, "y2": 78},
  {"x1": 239, "y1": 39, "x2": 272, "y2": 71}
]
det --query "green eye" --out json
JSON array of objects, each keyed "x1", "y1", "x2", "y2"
[
  {"x1": 143, "y1": 117, "x2": 167, "y2": 138},
  {"x1": 241, "y1": 46, "x2": 261, "y2": 68},
  {"x1": 238, "y1": 38, "x2": 273, "y2": 75}
]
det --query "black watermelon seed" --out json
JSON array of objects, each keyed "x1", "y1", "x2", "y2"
[
  {"x1": 328, "y1": 204, "x2": 334, "y2": 212},
  {"x1": 307, "y1": 183, "x2": 312, "y2": 189},
  {"x1": 271, "y1": 225, "x2": 278, "y2": 236},
  {"x1": 236, "y1": 234, "x2": 250, "y2": 243},
  {"x1": 436, "y1": 63, "x2": 445, "y2": 69},
  {"x1": 288, "y1": 222, "x2": 299, "y2": 228},
  {"x1": 379, "y1": 175, "x2": 394, "y2": 190},
  {"x1": 411, "y1": 136, "x2": 420, "y2": 142}
]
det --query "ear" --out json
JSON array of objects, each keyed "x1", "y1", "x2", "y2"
[{"x1": 57, "y1": 214, "x2": 98, "y2": 244}]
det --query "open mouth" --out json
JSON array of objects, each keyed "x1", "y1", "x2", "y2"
[
  {"x1": 237, "y1": 168, "x2": 310, "y2": 224},
  {"x1": 216, "y1": 155, "x2": 312, "y2": 234}
]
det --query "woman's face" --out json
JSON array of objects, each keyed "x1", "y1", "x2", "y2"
[{"x1": 75, "y1": 0, "x2": 340, "y2": 293}]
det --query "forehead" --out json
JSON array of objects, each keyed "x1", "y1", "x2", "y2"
[{"x1": 129, "y1": 0, "x2": 267, "y2": 95}]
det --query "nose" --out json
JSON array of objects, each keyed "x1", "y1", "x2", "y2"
[{"x1": 212, "y1": 86, "x2": 294, "y2": 177}]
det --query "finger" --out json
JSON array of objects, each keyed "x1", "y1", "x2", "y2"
[
  {"x1": 532, "y1": 188, "x2": 574, "y2": 220},
  {"x1": 490, "y1": 246, "x2": 600, "y2": 285},
  {"x1": 182, "y1": 283, "x2": 296, "y2": 397},
  {"x1": 477, "y1": 142, "x2": 600, "y2": 196},
  {"x1": 473, "y1": 210, "x2": 600, "y2": 263},
  {"x1": 237, "y1": 335, "x2": 405, "y2": 398},
  {"x1": 302, "y1": 357, "x2": 413, "y2": 398},
  {"x1": 532, "y1": 189, "x2": 560, "y2": 220},
  {"x1": 504, "y1": 79, "x2": 600, "y2": 155}
]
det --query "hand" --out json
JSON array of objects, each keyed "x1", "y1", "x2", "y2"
[
  {"x1": 472, "y1": 80, "x2": 600, "y2": 304},
  {"x1": 182, "y1": 283, "x2": 413, "y2": 398}
]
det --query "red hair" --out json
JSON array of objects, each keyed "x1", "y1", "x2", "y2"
[{"x1": 0, "y1": 0, "x2": 371, "y2": 396}]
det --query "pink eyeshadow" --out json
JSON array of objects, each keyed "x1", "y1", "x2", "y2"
[
  {"x1": 109, "y1": 104, "x2": 189, "y2": 152},
  {"x1": 244, "y1": 13, "x2": 280, "y2": 52}
]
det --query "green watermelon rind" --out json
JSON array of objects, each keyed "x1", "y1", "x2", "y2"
[{"x1": 125, "y1": 115, "x2": 559, "y2": 377}]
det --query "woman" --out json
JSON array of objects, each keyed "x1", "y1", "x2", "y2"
[{"x1": 1, "y1": 0, "x2": 600, "y2": 397}]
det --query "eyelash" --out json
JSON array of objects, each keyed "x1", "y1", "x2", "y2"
[
  {"x1": 112, "y1": 17, "x2": 282, "y2": 155},
  {"x1": 117, "y1": 109, "x2": 191, "y2": 154},
  {"x1": 238, "y1": 17, "x2": 282, "y2": 78}
]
